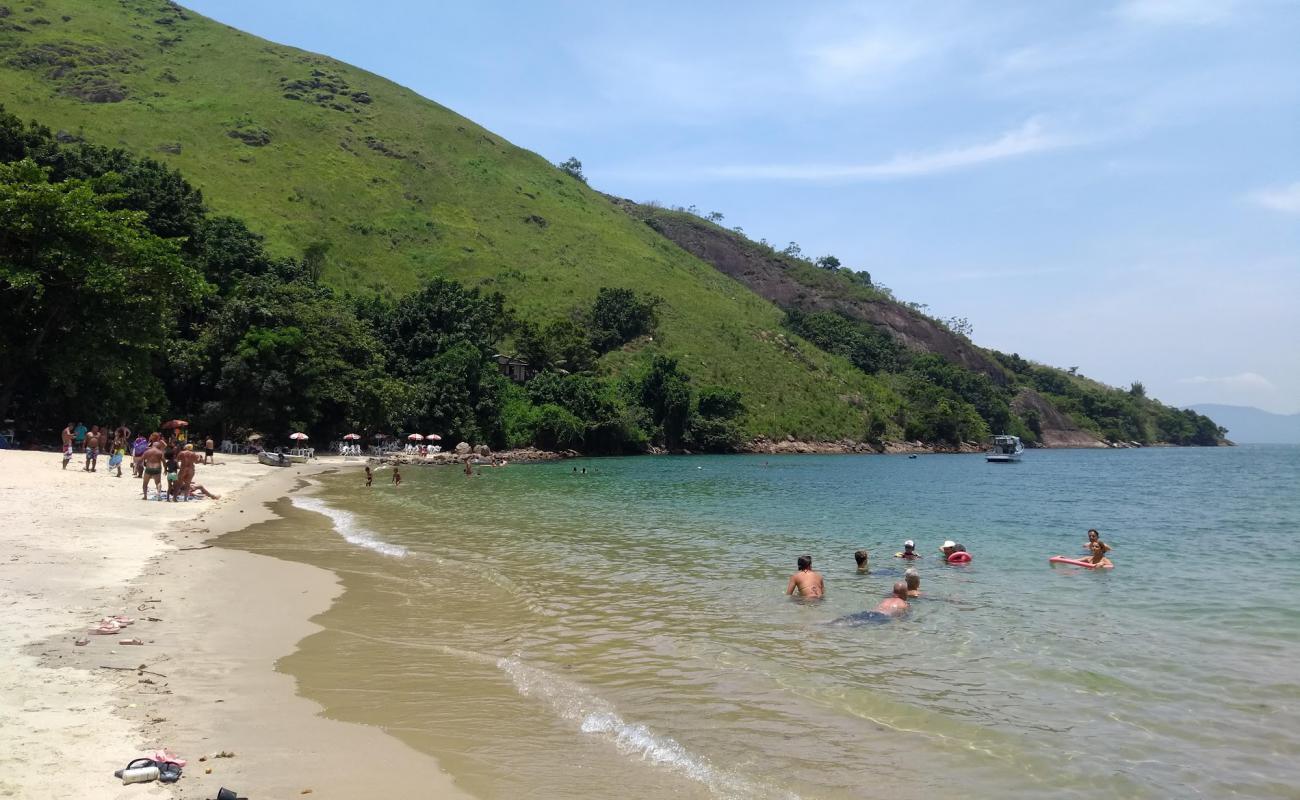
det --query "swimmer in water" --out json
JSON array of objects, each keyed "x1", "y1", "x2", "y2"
[
  {"x1": 1085, "y1": 528, "x2": 1111, "y2": 555},
  {"x1": 1086, "y1": 540, "x2": 1113, "y2": 568},
  {"x1": 364, "y1": 466, "x2": 373, "y2": 487},
  {"x1": 392, "y1": 466, "x2": 401, "y2": 487},
  {"x1": 854, "y1": 549, "x2": 869, "y2": 573},
  {"x1": 904, "y1": 568, "x2": 921, "y2": 597},
  {"x1": 895, "y1": 540, "x2": 922, "y2": 560},
  {"x1": 939, "y1": 540, "x2": 956, "y2": 559},
  {"x1": 785, "y1": 555, "x2": 824, "y2": 599},
  {"x1": 875, "y1": 581, "x2": 910, "y2": 617}
]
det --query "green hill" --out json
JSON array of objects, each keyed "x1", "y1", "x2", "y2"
[
  {"x1": 0, "y1": 0, "x2": 1224, "y2": 448},
  {"x1": 0, "y1": 0, "x2": 903, "y2": 440}
]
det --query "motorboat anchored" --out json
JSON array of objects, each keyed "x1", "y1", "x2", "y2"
[{"x1": 986, "y1": 435, "x2": 1024, "y2": 463}]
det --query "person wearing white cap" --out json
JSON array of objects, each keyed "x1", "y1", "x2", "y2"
[
  {"x1": 894, "y1": 540, "x2": 922, "y2": 560},
  {"x1": 940, "y1": 540, "x2": 957, "y2": 559}
]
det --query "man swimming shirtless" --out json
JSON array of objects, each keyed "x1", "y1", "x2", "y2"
[
  {"x1": 875, "y1": 582, "x2": 910, "y2": 617},
  {"x1": 785, "y1": 555, "x2": 824, "y2": 598},
  {"x1": 903, "y1": 568, "x2": 922, "y2": 598}
]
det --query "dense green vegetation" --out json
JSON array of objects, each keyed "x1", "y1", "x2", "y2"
[
  {"x1": 0, "y1": 108, "x2": 745, "y2": 451},
  {"x1": 0, "y1": 0, "x2": 885, "y2": 442}
]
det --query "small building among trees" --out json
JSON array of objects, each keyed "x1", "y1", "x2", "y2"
[{"x1": 494, "y1": 354, "x2": 538, "y2": 384}]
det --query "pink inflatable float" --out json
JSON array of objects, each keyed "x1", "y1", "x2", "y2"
[{"x1": 1048, "y1": 556, "x2": 1112, "y2": 569}]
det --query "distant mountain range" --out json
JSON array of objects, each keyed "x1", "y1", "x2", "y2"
[{"x1": 1189, "y1": 405, "x2": 1300, "y2": 444}]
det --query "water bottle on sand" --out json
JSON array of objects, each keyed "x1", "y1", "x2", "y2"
[{"x1": 120, "y1": 764, "x2": 160, "y2": 784}]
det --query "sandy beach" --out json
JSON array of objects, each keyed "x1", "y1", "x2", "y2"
[{"x1": 0, "y1": 449, "x2": 469, "y2": 800}]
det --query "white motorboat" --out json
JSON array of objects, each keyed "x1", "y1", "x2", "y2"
[{"x1": 986, "y1": 435, "x2": 1024, "y2": 463}]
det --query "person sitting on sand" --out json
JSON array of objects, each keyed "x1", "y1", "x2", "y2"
[
  {"x1": 876, "y1": 582, "x2": 910, "y2": 617},
  {"x1": 904, "y1": 568, "x2": 921, "y2": 597},
  {"x1": 365, "y1": 466, "x2": 373, "y2": 487},
  {"x1": 854, "y1": 549, "x2": 869, "y2": 573},
  {"x1": 392, "y1": 466, "x2": 402, "y2": 487},
  {"x1": 895, "y1": 540, "x2": 922, "y2": 560},
  {"x1": 785, "y1": 555, "x2": 824, "y2": 598},
  {"x1": 1086, "y1": 541, "x2": 1113, "y2": 568},
  {"x1": 140, "y1": 441, "x2": 165, "y2": 500},
  {"x1": 182, "y1": 481, "x2": 221, "y2": 500}
]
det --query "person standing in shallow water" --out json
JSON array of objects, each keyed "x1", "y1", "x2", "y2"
[
  {"x1": 785, "y1": 555, "x2": 824, "y2": 598},
  {"x1": 904, "y1": 568, "x2": 921, "y2": 597},
  {"x1": 854, "y1": 550, "x2": 870, "y2": 573},
  {"x1": 876, "y1": 582, "x2": 910, "y2": 617},
  {"x1": 364, "y1": 466, "x2": 373, "y2": 487},
  {"x1": 392, "y1": 466, "x2": 402, "y2": 487}
]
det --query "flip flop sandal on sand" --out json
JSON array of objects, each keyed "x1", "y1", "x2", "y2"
[
  {"x1": 158, "y1": 762, "x2": 183, "y2": 783},
  {"x1": 90, "y1": 621, "x2": 121, "y2": 635}
]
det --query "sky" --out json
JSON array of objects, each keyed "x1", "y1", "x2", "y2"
[{"x1": 186, "y1": 0, "x2": 1300, "y2": 413}]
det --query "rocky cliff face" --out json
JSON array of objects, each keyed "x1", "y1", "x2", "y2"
[
  {"x1": 612, "y1": 199, "x2": 1010, "y2": 384},
  {"x1": 1011, "y1": 389, "x2": 1106, "y2": 448}
]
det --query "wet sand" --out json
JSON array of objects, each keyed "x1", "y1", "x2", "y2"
[{"x1": 0, "y1": 450, "x2": 470, "y2": 799}]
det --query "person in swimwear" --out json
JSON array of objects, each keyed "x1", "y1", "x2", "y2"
[
  {"x1": 876, "y1": 581, "x2": 910, "y2": 617},
  {"x1": 785, "y1": 555, "x2": 824, "y2": 598},
  {"x1": 139, "y1": 441, "x2": 165, "y2": 500},
  {"x1": 939, "y1": 540, "x2": 956, "y2": 559},
  {"x1": 392, "y1": 465, "x2": 402, "y2": 487},
  {"x1": 854, "y1": 550, "x2": 869, "y2": 573},
  {"x1": 1086, "y1": 540, "x2": 1113, "y2": 568},
  {"x1": 904, "y1": 568, "x2": 921, "y2": 597},
  {"x1": 364, "y1": 466, "x2": 373, "y2": 487},
  {"x1": 1085, "y1": 529, "x2": 1111, "y2": 555},
  {"x1": 895, "y1": 540, "x2": 922, "y2": 560}
]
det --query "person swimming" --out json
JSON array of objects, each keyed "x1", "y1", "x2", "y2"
[
  {"x1": 895, "y1": 540, "x2": 922, "y2": 560},
  {"x1": 785, "y1": 555, "x2": 825, "y2": 599},
  {"x1": 904, "y1": 568, "x2": 921, "y2": 597},
  {"x1": 1085, "y1": 528, "x2": 1111, "y2": 555},
  {"x1": 854, "y1": 549, "x2": 870, "y2": 573},
  {"x1": 829, "y1": 582, "x2": 910, "y2": 626},
  {"x1": 1086, "y1": 540, "x2": 1114, "y2": 568}
]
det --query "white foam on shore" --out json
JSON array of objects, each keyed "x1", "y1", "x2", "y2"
[
  {"x1": 291, "y1": 495, "x2": 408, "y2": 558},
  {"x1": 498, "y1": 655, "x2": 796, "y2": 799}
]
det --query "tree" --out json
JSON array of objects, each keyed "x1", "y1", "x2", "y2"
[
  {"x1": 588, "y1": 287, "x2": 660, "y2": 354},
  {"x1": 557, "y1": 157, "x2": 585, "y2": 183},
  {"x1": 705, "y1": 211, "x2": 724, "y2": 223},
  {"x1": 944, "y1": 316, "x2": 974, "y2": 338},
  {"x1": 781, "y1": 241, "x2": 803, "y2": 258},
  {"x1": 1128, "y1": 380, "x2": 1146, "y2": 397},
  {"x1": 637, "y1": 355, "x2": 693, "y2": 448},
  {"x1": 815, "y1": 255, "x2": 841, "y2": 271},
  {"x1": 0, "y1": 160, "x2": 207, "y2": 426}
]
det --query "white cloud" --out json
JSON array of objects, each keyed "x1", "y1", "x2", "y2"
[
  {"x1": 703, "y1": 117, "x2": 1073, "y2": 181},
  {"x1": 1116, "y1": 0, "x2": 1238, "y2": 26},
  {"x1": 1246, "y1": 181, "x2": 1300, "y2": 214},
  {"x1": 802, "y1": 30, "x2": 930, "y2": 87},
  {"x1": 1178, "y1": 372, "x2": 1277, "y2": 390}
]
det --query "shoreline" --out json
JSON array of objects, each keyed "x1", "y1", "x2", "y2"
[{"x1": 0, "y1": 451, "x2": 470, "y2": 800}]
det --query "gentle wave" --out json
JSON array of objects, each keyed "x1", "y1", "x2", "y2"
[
  {"x1": 291, "y1": 495, "x2": 408, "y2": 558},
  {"x1": 497, "y1": 655, "x2": 797, "y2": 800}
]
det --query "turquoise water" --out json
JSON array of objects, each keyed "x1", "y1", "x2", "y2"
[{"x1": 239, "y1": 446, "x2": 1300, "y2": 799}]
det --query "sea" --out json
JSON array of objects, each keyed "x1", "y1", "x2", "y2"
[{"x1": 220, "y1": 445, "x2": 1300, "y2": 799}]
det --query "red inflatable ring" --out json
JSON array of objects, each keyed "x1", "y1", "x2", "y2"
[{"x1": 947, "y1": 552, "x2": 972, "y2": 564}]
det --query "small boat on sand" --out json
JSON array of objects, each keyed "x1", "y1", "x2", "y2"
[{"x1": 986, "y1": 435, "x2": 1024, "y2": 463}]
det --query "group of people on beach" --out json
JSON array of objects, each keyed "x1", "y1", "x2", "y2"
[
  {"x1": 787, "y1": 529, "x2": 1114, "y2": 623},
  {"x1": 59, "y1": 422, "x2": 219, "y2": 502}
]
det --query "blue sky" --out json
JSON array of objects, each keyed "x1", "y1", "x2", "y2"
[{"x1": 187, "y1": 0, "x2": 1300, "y2": 413}]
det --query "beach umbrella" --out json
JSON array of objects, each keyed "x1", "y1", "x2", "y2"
[
  {"x1": 407, "y1": 433, "x2": 424, "y2": 441},
  {"x1": 373, "y1": 433, "x2": 388, "y2": 439},
  {"x1": 426, "y1": 434, "x2": 442, "y2": 441},
  {"x1": 342, "y1": 433, "x2": 361, "y2": 441},
  {"x1": 162, "y1": 419, "x2": 188, "y2": 429},
  {"x1": 289, "y1": 432, "x2": 310, "y2": 440},
  {"x1": 246, "y1": 433, "x2": 263, "y2": 441}
]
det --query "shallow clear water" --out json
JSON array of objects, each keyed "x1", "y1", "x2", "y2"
[{"x1": 225, "y1": 446, "x2": 1300, "y2": 799}]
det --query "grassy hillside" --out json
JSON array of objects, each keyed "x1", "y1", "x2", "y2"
[{"x1": 0, "y1": 0, "x2": 904, "y2": 440}]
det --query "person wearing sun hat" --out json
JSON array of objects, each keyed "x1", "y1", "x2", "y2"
[
  {"x1": 939, "y1": 540, "x2": 957, "y2": 558},
  {"x1": 895, "y1": 540, "x2": 922, "y2": 560}
]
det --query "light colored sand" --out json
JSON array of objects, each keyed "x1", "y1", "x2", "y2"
[{"x1": 0, "y1": 450, "x2": 470, "y2": 799}]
